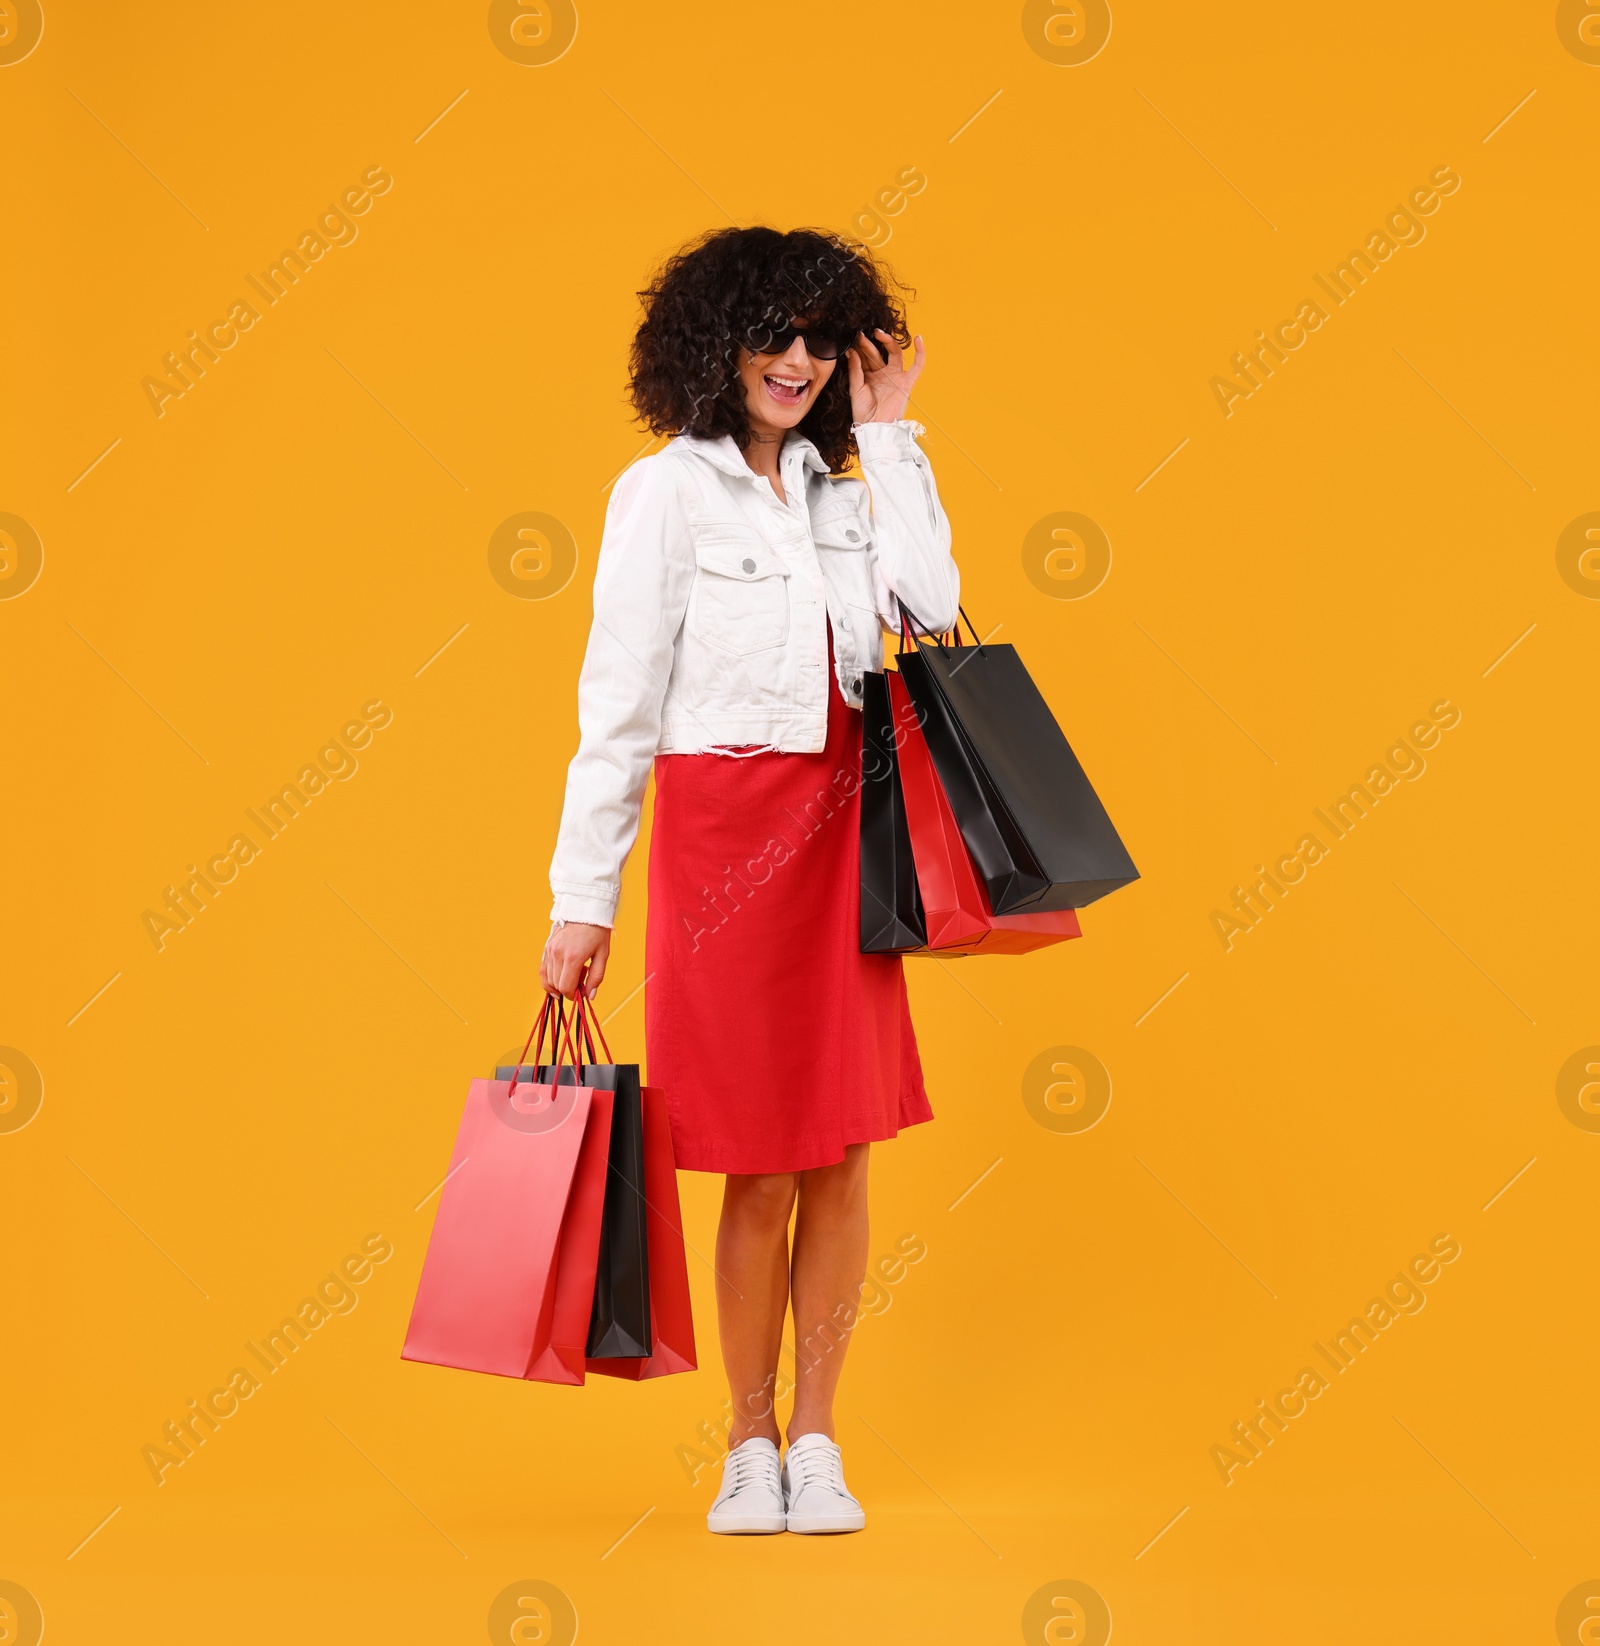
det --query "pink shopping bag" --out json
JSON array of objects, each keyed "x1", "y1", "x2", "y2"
[{"x1": 403, "y1": 998, "x2": 611, "y2": 1380}]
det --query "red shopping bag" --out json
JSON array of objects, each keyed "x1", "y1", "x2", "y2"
[
  {"x1": 587, "y1": 1083, "x2": 697, "y2": 1381},
  {"x1": 403, "y1": 998, "x2": 612, "y2": 1382},
  {"x1": 888, "y1": 669, "x2": 1083, "y2": 956},
  {"x1": 532, "y1": 1050, "x2": 614, "y2": 1385}
]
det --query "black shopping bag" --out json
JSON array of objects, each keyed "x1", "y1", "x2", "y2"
[
  {"x1": 896, "y1": 603, "x2": 1140, "y2": 914},
  {"x1": 498, "y1": 999, "x2": 651, "y2": 1358},
  {"x1": 859, "y1": 669, "x2": 927, "y2": 953}
]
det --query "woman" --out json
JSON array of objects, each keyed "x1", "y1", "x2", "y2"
[{"x1": 541, "y1": 226, "x2": 959, "y2": 1535}]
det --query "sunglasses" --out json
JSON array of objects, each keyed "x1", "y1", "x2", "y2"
[{"x1": 740, "y1": 321, "x2": 856, "y2": 361}]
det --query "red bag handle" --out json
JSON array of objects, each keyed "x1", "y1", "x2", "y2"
[
  {"x1": 507, "y1": 992, "x2": 582, "y2": 1097},
  {"x1": 554, "y1": 988, "x2": 613, "y2": 1068},
  {"x1": 509, "y1": 993, "x2": 552, "y2": 1089},
  {"x1": 572, "y1": 982, "x2": 614, "y2": 1064},
  {"x1": 506, "y1": 976, "x2": 614, "y2": 1098}
]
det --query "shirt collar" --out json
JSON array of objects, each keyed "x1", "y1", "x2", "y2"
[{"x1": 674, "y1": 429, "x2": 830, "y2": 484}]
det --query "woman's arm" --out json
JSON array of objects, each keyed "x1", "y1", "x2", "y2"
[
  {"x1": 545, "y1": 454, "x2": 694, "y2": 978},
  {"x1": 846, "y1": 330, "x2": 960, "y2": 635},
  {"x1": 855, "y1": 419, "x2": 959, "y2": 634}
]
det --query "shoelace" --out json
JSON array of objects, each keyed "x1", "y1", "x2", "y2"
[
  {"x1": 722, "y1": 1446, "x2": 775, "y2": 1499},
  {"x1": 788, "y1": 1442, "x2": 848, "y2": 1499}
]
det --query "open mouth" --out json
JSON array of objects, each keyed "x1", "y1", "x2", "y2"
[{"x1": 763, "y1": 373, "x2": 810, "y2": 405}]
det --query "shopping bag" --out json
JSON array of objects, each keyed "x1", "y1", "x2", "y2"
[
  {"x1": 888, "y1": 669, "x2": 1083, "y2": 956},
  {"x1": 536, "y1": 1068, "x2": 614, "y2": 1383},
  {"x1": 586, "y1": 1083, "x2": 698, "y2": 1381},
  {"x1": 886, "y1": 668, "x2": 987, "y2": 950},
  {"x1": 500, "y1": 998, "x2": 695, "y2": 1377},
  {"x1": 859, "y1": 668, "x2": 926, "y2": 953},
  {"x1": 498, "y1": 997, "x2": 651, "y2": 1361},
  {"x1": 403, "y1": 998, "x2": 608, "y2": 1381},
  {"x1": 897, "y1": 603, "x2": 1140, "y2": 913}
]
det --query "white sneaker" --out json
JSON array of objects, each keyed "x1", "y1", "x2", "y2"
[
  {"x1": 706, "y1": 1437, "x2": 786, "y2": 1534},
  {"x1": 782, "y1": 1433, "x2": 866, "y2": 1534}
]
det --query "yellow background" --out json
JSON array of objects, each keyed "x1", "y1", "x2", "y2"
[{"x1": 5, "y1": 1, "x2": 1599, "y2": 1640}]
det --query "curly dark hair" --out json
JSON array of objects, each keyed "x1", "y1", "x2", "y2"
[{"x1": 628, "y1": 226, "x2": 913, "y2": 474}]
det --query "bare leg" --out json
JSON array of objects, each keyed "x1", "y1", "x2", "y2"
[
  {"x1": 787, "y1": 1142, "x2": 871, "y2": 1443},
  {"x1": 716, "y1": 1171, "x2": 798, "y2": 1449}
]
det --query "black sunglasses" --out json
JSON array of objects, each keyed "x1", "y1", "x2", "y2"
[{"x1": 740, "y1": 320, "x2": 856, "y2": 361}]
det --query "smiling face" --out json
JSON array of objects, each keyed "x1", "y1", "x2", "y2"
[{"x1": 735, "y1": 321, "x2": 839, "y2": 439}]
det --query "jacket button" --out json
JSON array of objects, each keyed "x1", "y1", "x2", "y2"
[
  {"x1": 845, "y1": 529, "x2": 859, "y2": 542},
  {"x1": 741, "y1": 557, "x2": 756, "y2": 573}
]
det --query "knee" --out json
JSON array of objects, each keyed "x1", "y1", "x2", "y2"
[
  {"x1": 726, "y1": 1171, "x2": 798, "y2": 1225},
  {"x1": 798, "y1": 1143, "x2": 870, "y2": 1207}
]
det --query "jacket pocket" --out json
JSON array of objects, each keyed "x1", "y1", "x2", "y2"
[
  {"x1": 812, "y1": 506, "x2": 878, "y2": 611},
  {"x1": 809, "y1": 497, "x2": 871, "y2": 553},
  {"x1": 688, "y1": 523, "x2": 792, "y2": 656}
]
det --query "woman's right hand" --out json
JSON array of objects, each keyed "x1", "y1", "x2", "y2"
[{"x1": 540, "y1": 920, "x2": 611, "y2": 999}]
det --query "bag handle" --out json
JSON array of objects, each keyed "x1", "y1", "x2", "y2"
[
  {"x1": 506, "y1": 976, "x2": 615, "y2": 1100},
  {"x1": 896, "y1": 595, "x2": 984, "y2": 655},
  {"x1": 555, "y1": 988, "x2": 612, "y2": 1068},
  {"x1": 510, "y1": 993, "x2": 555, "y2": 1088},
  {"x1": 507, "y1": 992, "x2": 582, "y2": 1098},
  {"x1": 573, "y1": 981, "x2": 614, "y2": 1064},
  {"x1": 896, "y1": 596, "x2": 947, "y2": 654}
]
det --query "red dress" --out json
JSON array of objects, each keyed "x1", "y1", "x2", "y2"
[{"x1": 644, "y1": 634, "x2": 933, "y2": 1175}]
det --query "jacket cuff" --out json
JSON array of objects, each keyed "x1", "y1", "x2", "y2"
[
  {"x1": 550, "y1": 885, "x2": 618, "y2": 927},
  {"x1": 853, "y1": 419, "x2": 927, "y2": 461}
]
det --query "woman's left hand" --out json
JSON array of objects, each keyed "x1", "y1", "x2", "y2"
[{"x1": 848, "y1": 328, "x2": 925, "y2": 425}]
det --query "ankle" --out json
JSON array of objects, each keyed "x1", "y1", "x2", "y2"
[
  {"x1": 728, "y1": 1422, "x2": 780, "y2": 1451},
  {"x1": 785, "y1": 1422, "x2": 835, "y2": 1445}
]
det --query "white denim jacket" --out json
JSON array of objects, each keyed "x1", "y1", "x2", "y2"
[{"x1": 548, "y1": 418, "x2": 960, "y2": 927}]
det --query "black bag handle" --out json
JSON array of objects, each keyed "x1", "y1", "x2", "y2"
[
  {"x1": 507, "y1": 993, "x2": 582, "y2": 1097},
  {"x1": 557, "y1": 986, "x2": 610, "y2": 1068},
  {"x1": 896, "y1": 596, "x2": 985, "y2": 655},
  {"x1": 505, "y1": 981, "x2": 613, "y2": 1094}
]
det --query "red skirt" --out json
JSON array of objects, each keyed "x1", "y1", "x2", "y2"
[{"x1": 644, "y1": 640, "x2": 933, "y2": 1175}]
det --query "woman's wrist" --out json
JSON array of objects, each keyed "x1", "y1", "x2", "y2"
[
  {"x1": 852, "y1": 417, "x2": 928, "y2": 452},
  {"x1": 549, "y1": 887, "x2": 618, "y2": 927}
]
